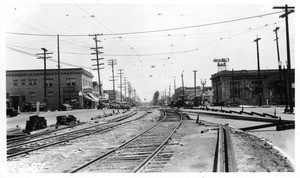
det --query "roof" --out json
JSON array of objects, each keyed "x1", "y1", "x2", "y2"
[{"x1": 6, "y1": 68, "x2": 94, "y2": 78}]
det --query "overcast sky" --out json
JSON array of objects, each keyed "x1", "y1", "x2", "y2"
[{"x1": 4, "y1": 1, "x2": 295, "y2": 101}]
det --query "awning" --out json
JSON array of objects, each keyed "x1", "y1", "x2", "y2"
[
  {"x1": 83, "y1": 94, "x2": 95, "y2": 101},
  {"x1": 88, "y1": 93, "x2": 99, "y2": 102}
]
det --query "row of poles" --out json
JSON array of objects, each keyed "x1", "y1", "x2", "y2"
[
  {"x1": 254, "y1": 5, "x2": 294, "y2": 113},
  {"x1": 36, "y1": 33, "x2": 136, "y2": 110},
  {"x1": 90, "y1": 34, "x2": 136, "y2": 102}
]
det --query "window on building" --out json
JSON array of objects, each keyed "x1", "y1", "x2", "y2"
[
  {"x1": 230, "y1": 81, "x2": 240, "y2": 98},
  {"x1": 29, "y1": 92, "x2": 36, "y2": 98},
  {"x1": 67, "y1": 78, "x2": 76, "y2": 86},
  {"x1": 13, "y1": 80, "x2": 18, "y2": 86},
  {"x1": 21, "y1": 79, "x2": 26, "y2": 85},
  {"x1": 48, "y1": 91, "x2": 54, "y2": 97},
  {"x1": 252, "y1": 81, "x2": 263, "y2": 95},
  {"x1": 28, "y1": 79, "x2": 37, "y2": 85},
  {"x1": 46, "y1": 79, "x2": 53, "y2": 87}
]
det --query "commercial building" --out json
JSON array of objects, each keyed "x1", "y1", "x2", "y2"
[
  {"x1": 210, "y1": 69, "x2": 295, "y2": 106},
  {"x1": 173, "y1": 86, "x2": 213, "y2": 104},
  {"x1": 6, "y1": 68, "x2": 101, "y2": 111}
]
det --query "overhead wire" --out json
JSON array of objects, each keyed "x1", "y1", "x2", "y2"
[{"x1": 6, "y1": 10, "x2": 284, "y2": 37}]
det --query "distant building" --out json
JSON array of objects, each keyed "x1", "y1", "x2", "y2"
[
  {"x1": 103, "y1": 90, "x2": 122, "y2": 101},
  {"x1": 173, "y1": 86, "x2": 213, "y2": 103},
  {"x1": 210, "y1": 69, "x2": 295, "y2": 106},
  {"x1": 6, "y1": 68, "x2": 100, "y2": 111}
]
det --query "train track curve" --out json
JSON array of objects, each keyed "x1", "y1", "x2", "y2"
[{"x1": 69, "y1": 109, "x2": 183, "y2": 173}]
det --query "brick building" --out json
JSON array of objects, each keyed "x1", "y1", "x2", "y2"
[
  {"x1": 6, "y1": 68, "x2": 100, "y2": 111},
  {"x1": 210, "y1": 69, "x2": 295, "y2": 106}
]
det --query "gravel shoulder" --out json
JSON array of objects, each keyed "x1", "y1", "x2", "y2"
[{"x1": 6, "y1": 109, "x2": 294, "y2": 173}]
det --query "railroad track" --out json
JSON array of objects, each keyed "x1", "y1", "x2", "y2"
[
  {"x1": 69, "y1": 109, "x2": 182, "y2": 173},
  {"x1": 213, "y1": 123, "x2": 237, "y2": 172},
  {"x1": 7, "y1": 110, "x2": 143, "y2": 159},
  {"x1": 7, "y1": 109, "x2": 134, "y2": 145}
]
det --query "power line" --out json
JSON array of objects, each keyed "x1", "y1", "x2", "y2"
[{"x1": 6, "y1": 11, "x2": 284, "y2": 37}]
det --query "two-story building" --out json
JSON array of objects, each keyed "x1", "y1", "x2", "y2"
[{"x1": 6, "y1": 68, "x2": 100, "y2": 111}]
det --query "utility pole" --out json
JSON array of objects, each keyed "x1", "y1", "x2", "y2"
[
  {"x1": 232, "y1": 69, "x2": 235, "y2": 103},
  {"x1": 36, "y1": 48, "x2": 53, "y2": 110},
  {"x1": 174, "y1": 76, "x2": 176, "y2": 93},
  {"x1": 108, "y1": 59, "x2": 117, "y2": 101},
  {"x1": 181, "y1": 71, "x2": 185, "y2": 100},
  {"x1": 90, "y1": 34, "x2": 104, "y2": 98},
  {"x1": 254, "y1": 36, "x2": 262, "y2": 107},
  {"x1": 124, "y1": 77, "x2": 127, "y2": 100},
  {"x1": 57, "y1": 34, "x2": 61, "y2": 110},
  {"x1": 273, "y1": 4, "x2": 295, "y2": 113},
  {"x1": 118, "y1": 69, "x2": 124, "y2": 101},
  {"x1": 201, "y1": 79, "x2": 206, "y2": 106},
  {"x1": 128, "y1": 82, "x2": 132, "y2": 98},
  {"x1": 193, "y1": 70, "x2": 198, "y2": 97},
  {"x1": 273, "y1": 27, "x2": 283, "y2": 105}
]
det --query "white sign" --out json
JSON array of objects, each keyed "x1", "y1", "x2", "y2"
[{"x1": 213, "y1": 58, "x2": 229, "y2": 62}]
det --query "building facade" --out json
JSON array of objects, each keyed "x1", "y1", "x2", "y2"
[
  {"x1": 103, "y1": 90, "x2": 122, "y2": 101},
  {"x1": 210, "y1": 69, "x2": 295, "y2": 106},
  {"x1": 6, "y1": 68, "x2": 100, "y2": 111},
  {"x1": 173, "y1": 86, "x2": 213, "y2": 104}
]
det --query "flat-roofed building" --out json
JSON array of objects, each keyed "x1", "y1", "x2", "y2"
[
  {"x1": 210, "y1": 69, "x2": 295, "y2": 106},
  {"x1": 6, "y1": 68, "x2": 100, "y2": 111}
]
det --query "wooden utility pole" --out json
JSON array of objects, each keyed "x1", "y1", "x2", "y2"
[
  {"x1": 57, "y1": 34, "x2": 61, "y2": 110},
  {"x1": 181, "y1": 72, "x2": 185, "y2": 99},
  {"x1": 118, "y1": 69, "x2": 124, "y2": 101},
  {"x1": 124, "y1": 77, "x2": 127, "y2": 99},
  {"x1": 273, "y1": 4, "x2": 295, "y2": 113},
  {"x1": 201, "y1": 79, "x2": 206, "y2": 106},
  {"x1": 254, "y1": 36, "x2": 262, "y2": 107},
  {"x1": 193, "y1": 70, "x2": 198, "y2": 97},
  {"x1": 108, "y1": 59, "x2": 117, "y2": 100},
  {"x1": 90, "y1": 34, "x2": 104, "y2": 97},
  {"x1": 273, "y1": 27, "x2": 283, "y2": 105},
  {"x1": 36, "y1": 48, "x2": 53, "y2": 110}
]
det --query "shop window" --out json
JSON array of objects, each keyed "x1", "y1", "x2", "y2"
[
  {"x1": 230, "y1": 81, "x2": 240, "y2": 98},
  {"x1": 252, "y1": 81, "x2": 263, "y2": 95}
]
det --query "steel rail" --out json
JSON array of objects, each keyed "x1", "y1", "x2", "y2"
[
  {"x1": 7, "y1": 109, "x2": 135, "y2": 144},
  {"x1": 7, "y1": 110, "x2": 137, "y2": 149},
  {"x1": 215, "y1": 123, "x2": 237, "y2": 172},
  {"x1": 7, "y1": 110, "x2": 145, "y2": 159},
  {"x1": 132, "y1": 111, "x2": 183, "y2": 173},
  {"x1": 69, "y1": 110, "x2": 169, "y2": 173}
]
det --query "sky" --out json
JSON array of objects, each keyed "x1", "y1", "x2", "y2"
[{"x1": 3, "y1": 0, "x2": 296, "y2": 102}]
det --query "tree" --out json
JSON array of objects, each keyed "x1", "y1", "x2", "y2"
[{"x1": 152, "y1": 91, "x2": 160, "y2": 105}]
